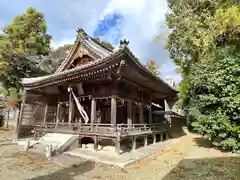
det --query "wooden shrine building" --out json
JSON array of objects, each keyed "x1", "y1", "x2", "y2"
[{"x1": 16, "y1": 28, "x2": 179, "y2": 154}]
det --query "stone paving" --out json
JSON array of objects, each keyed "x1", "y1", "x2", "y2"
[{"x1": 65, "y1": 140, "x2": 172, "y2": 168}]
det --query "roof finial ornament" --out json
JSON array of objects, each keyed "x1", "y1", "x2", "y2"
[
  {"x1": 76, "y1": 28, "x2": 89, "y2": 39},
  {"x1": 119, "y1": 38, "x2": 129, "y2": 48}
]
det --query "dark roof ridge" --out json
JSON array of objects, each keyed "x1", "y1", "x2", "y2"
[{"x1": 55, "y1": 28, "x2": 112, "y2": 73}]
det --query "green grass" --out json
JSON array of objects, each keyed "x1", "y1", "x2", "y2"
[{"x1": 163, "y1": 157, "x2": 240, "y2": 180}]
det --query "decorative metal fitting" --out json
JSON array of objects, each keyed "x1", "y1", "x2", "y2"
[{"x1": 119, "y1": 39, "x2": 129, "y2": 48}]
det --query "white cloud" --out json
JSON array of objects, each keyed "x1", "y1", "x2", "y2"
[
  {"x1": 103, "y1": 0, "x2": 167, "y2": 39},
  {"x1": 0, "y1": 0, "x2": 181, "y2": 83},
  {"x1": 100, "y1": 0, "x2": 181, "y2": 83},
  {"x1": 0, "y1": 0, "x2": 110, "y2": 50},
  {"x1": 51, "y1": 38, "x2": 75, "y2": 50},
  {"x1": 38, "y1": 0, "x2": 110, "y2": 43}
]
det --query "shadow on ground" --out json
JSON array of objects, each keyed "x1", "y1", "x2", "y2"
[
  {"x1": 193, "y1": 136, "x2": 213, "y2": 148},
  {"x1": 193, "y1": 136, "x2": 232, "y2": 153},
  {"x1": 161, "y1": 156, "x2": 240, "y2": 180},
  {"x1": 29, "y1": 160, "x2": 95, "y2": 180}
]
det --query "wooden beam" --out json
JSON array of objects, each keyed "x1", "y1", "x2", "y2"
[
  {"x1": 25, "y1": 68, "x2": 116, "y2": 91},
  {"x1": 28, "y1": 90, "x2": 57, "y2": 97},
  {"x1": 119, "y1": 77, "x2": 150, "y2": 92},
  {"x1": 127, "y1": 101, "x2": 132, "y2": 128},
  {"x1": 91, "y1": 98, "x2": 97, "y2": 125},
  {"x1": 111, "y1": 96, "x2": 117, "y2": 126},
  {"x1": 139, "y1": 103, "x2": 144, "y2": 124}
]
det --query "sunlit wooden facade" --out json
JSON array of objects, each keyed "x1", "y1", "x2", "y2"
[{"x1": 17, "y1": 28, "x2": 178, "y2": 154}]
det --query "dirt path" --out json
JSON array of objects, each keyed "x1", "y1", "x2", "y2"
[
  {"x1": 0, "y1": 128, "x2": 239, "y2": 180},
  {"x1": 125, "y1": 134, "x2": 240, "y2": 180}
]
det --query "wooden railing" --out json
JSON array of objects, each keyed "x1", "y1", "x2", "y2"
[
  {"x1": 34, "y1": 122, "x2": 167, "y2": 136},
  {"x1": 117, "y1": 124, "x2": 167, "y2": 135}
]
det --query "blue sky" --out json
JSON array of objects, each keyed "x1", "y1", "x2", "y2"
[
  {"x1": 93, "y1": 13, "x2": 123, "y2": 44},
  {"x1": 0, "y1": 0, "x2": 181, "y2": 83}
]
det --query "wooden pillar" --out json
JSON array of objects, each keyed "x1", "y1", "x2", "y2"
[
  {"x1": 16, "y1": 90, "x2": 27, "y2": 139},
  {"x1": 160, "y1": 133, "x2": 163, "y2": 141},
  {"x1": 43, "y1": 104, "x2": 48, "y2": 124},
  {"x1": 153, "y1": 133, "x2": 156, "y2": 144},
  {"x1": 68, "y1": 92, "x2": 73, "y2": 124},
  {"x1": 94, "y1": 136, "x2": 98, "y2": 151},
  {"x1": 139, "y1": 103, "x2": 144, "y2": 124},
  {"x1": 61, "y1": 107, "x2": 64, "y2": 123},
  {"x1": 132, "y1": 105, "x2": 136, "y2": 124},
  {"x1": 91, "y1": 98, "x2": 97, "y2": 125},
  {"x1": 127, "y1": 101, "x2": 132, "y2": 128},
  {"x1": 132, "y1": 136, "x2": 136, "y2": 151},
  {"x1": 79, "y1": 137, "x2": 82, "y2": 148},
  {"x1": 144, "y1": 135, "x2": 148, "y2": 147},
  {"x1": 166, "y1": 133, "x2": 169, "y2": 140},
  {"x1": 111, "y1": 96, "x2": 117, "y2": 126},
  {"x1": 148, "y1": 105, "x2": 152, "y2": 124},
  {"x1": 72, "y1": 102, "x2": 75, "y2": 122},
  {"x1": 115, "y1": 136, "x2": 120, "y2": 155},
  {"x1": 55, "y1": 103, "x2": 60, "y2": 127}
]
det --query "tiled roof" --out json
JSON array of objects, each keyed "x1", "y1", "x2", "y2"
[
  {"x1": 22, "y1": 47, "x2": 124, "y2": 86},
  {"x1": 22, "y1": 28, "x2": 178, "y2": 93},
  {"x1": 55, "y1": 28, "x2": 112, "y2": 73},
  {"x1": 122, "y1": 47, "x2": 178, "y2": 93}
]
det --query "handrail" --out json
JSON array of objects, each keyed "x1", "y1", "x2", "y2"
[
  {"x1": 35, "y1": 122, "x2": 166, "y2": 128},
  {"x1": 34, "y1": 122, "x2": 167, "y2": 135}
]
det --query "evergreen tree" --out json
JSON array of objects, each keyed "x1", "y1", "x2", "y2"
[
  {"x1": 0, "y1": 7, "x2": 51, "y2": 90},
  {"x1": 166, "y1": 0, "x2": 240, "y2": 152}
]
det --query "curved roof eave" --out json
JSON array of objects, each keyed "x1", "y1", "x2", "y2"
[
  {"x1": 55, "y1": 28, "x2": 112, "y2": 73},
  {"x1": 122, "y1": 46, "x2": 178, "y2": 94},
  {"x1": 22, "y1": 48, "x2": 124, "y2": 87}
]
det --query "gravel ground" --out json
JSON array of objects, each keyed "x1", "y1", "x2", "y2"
[{"x1": 0, "y1": 128, "x2": 240, "y2": 180}]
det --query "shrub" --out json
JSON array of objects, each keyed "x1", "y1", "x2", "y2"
[{"x1": 188, "y1": 47, "x2": 240, "y2": 152}]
